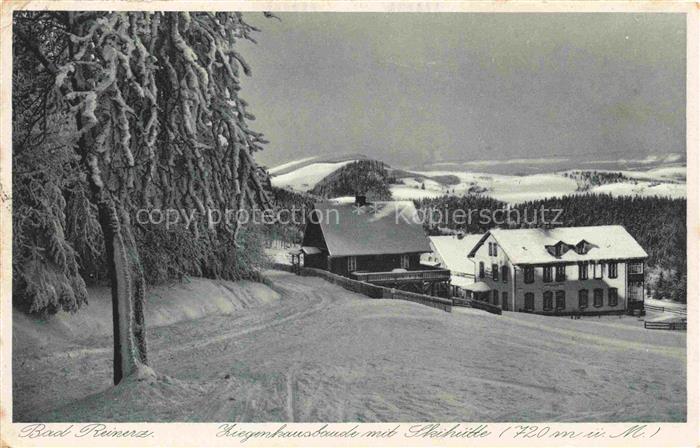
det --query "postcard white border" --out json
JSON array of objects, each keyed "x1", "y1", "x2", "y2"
[{"x1": 0, "y1": 1, "x2": 697, "y2": 447}]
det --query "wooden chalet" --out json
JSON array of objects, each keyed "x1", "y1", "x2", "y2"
[{"x1": 299, "y1": 196, "x2": 451, "y2": 296}]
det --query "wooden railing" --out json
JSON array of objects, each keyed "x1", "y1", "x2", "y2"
[
  {"x1": 644, "y1": 320, "x2": 687, "y2": 331},
  {"x1": 300, "y1": 268, "x2": 384, "y2": 298},
  {"x1": 351, "y1": 268, "x2": 451, "y2": 284},
  {"x1": 645, "y1": 304, "x2": 687, "y2": 316},
  {"x1": 383, "y1": 288, "x2": 452, "y2": 312},
  {"x1": 299, "y1": 267, "x2": 451, "y2": 312},
  {"x1": 465, "y1": 299, "x2": 502, "y2": 315}
]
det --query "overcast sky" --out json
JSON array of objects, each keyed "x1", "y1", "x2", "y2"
[{"x1": 237, "y1": 13, "x2": 686, "y2": 169}]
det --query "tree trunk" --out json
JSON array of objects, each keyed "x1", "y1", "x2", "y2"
[
  {"x1": 63, "y1": 16, "x2": 150, "y2": 383},
  {"x1": 96, "y1": 191, "x2": 149, "y2": 384}
]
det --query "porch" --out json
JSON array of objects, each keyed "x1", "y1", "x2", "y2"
[
  {"x1": 350, "y1": 266, "x2": 451, "y2": 283},
  {"x1": 350, "y1": 265, "x2": 451, "y2": 296}
]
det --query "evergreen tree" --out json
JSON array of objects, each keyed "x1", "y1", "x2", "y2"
[
  {"x1": 654, "y1": 272, "x2": 666, "y2": 300},
  {"x1": 13, "y1": 11, "x2": 274, "y2": 383}
]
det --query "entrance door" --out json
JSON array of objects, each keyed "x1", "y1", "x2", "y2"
[{"x1": 627, "y1": 281, "x2": 644, "y2": 310}]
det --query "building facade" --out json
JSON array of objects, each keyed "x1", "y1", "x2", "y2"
[
  {"x1": 427, "y1": 234, "x2": 484, "y2": 298},
  {"x1": 467, "y1": 226, "x2": 647, "y2": 315},
  {"x1": 300, "y1": 197, "x2": 451, "y2": 295}
]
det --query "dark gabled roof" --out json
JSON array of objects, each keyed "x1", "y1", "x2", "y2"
[{"x1": 312, "y1": 201, "x2": 431, "y2": 257}]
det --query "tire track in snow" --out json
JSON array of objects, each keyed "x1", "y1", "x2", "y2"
[{"x1": 153, "y1": 273, "x2": 335, "y2": 360}]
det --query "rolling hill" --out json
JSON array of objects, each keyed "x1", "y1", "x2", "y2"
[{"x1": 268, "y1": 155, "x2": 686, "y2": 204}]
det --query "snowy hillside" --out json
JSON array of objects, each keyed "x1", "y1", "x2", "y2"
[
  {"x1": 394, "y1": 171, "x2": 580, "y2": 203},
  {"x1": 268, "y1": 156, "x2": 686, "y2": 203},
  {"x1": 588, "y1": 182, "x2": 686, "y2": 199},
  {"x1": 398, "y1": 168, "x2": 686, "y2": 203},
  {"x1": 271, "y1": 161, "x2": 355, "y2": 191},
  {"x1": 15, "y1": 271, "x2": 685, "y2": 422},
  {"x1": 268, "y1": 154, "x2": 370, "y2": 191},
  {"x1": 267, "y1": 156, "x2": 317, "y2": 175}
]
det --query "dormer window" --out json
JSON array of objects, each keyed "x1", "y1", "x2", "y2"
[
  {"x1": 575, "y1": 240, "x2": 595, "y2": 255},
  {"x1": 546, "y1": 241, "x2": 571, "y2": 258}
]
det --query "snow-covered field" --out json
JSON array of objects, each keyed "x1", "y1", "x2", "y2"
[
  {"x1": 400, "y1": 168, "x2": 686, "y2": 203},
  {"x1": 268, "y1": 156, "x2": 686, "y2": 203},
  {"x1": 390, "y1": 185, "x2": 447, "y2": 200},
  {"x1": 588, "y1": 181, "x2": 686, "y2": 199},
  {"x1": 589, "y1": 166, "x2": 687, "y2": 182},
  {"x1": 395, "y1": 170, "x2": 580, "y2": 203},
  {"x1": 14, "y1": 272, "x2": 685, "y2": 422}
]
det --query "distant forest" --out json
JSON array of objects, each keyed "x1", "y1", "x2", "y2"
[
  {"x1": 310, "y1": 160, "x2": 394, "y2": 200},
  {"x1": 416, "y1": 194, "x2": 687, "y2": 302}
]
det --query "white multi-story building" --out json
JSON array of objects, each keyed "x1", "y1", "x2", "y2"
[{"x1": 466, "y1": 226, "x2": 648, "y2": 315}]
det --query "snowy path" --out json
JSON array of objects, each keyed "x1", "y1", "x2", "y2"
[{"x1": 14, "y1": 271, "x2": 686, "y2": 422}]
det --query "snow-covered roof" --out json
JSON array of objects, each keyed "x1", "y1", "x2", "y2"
[
  {"x1": 469, "y1": 226, "x2": 648, "y2": 265},
  {"x1": 314, "y1": 201, "x2": 431, "y2": 257},
  {"x1": 450, "y1": 275, "x2": 476, "y2": 289},
  {"x1": 461, "y1": 281, "x2": 492, "y2": 292},
  {"x1": 429, "y1": 234, "x2": 483, "y2": 274}
]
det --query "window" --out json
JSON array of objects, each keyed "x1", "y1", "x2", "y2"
[
  {"x1": 492, "y1": 264, "x2": 499, "y2": 281},
  {"x1": 608, "y1": 288, "x2": 618, "y2": 307},
  {"x1": 524, "y1": 266, "x2": 534, "y2": 284},
  {"x1": 578, "y1": 262, "x2": 588, "y2": 280},
  {"x1": 555, "y1": 290, "x2": 566, "y2": 310},
  {"x1": 593, "y1": 288, "x2": 603, "y2": 307},
  {"x1": 501, "y1": 265, "x2": 508, "y2": 283},
  {"x1": 524, "y1": 292, "x2": 534, "y2": 311},
  {"x1": 488, "y1": 242, "x2": 498, "y2": 257},
  {"x1": 543, "y1": 291, "x2": 553, "y2": 311},
  {"x1": 555, "y1": 244, "x2": 563, "y2": 257},
  {"x1": 629, "y1": 262, "x2": 643, "y2": 275},
  {"x1": 594, "y1": 262, "x2": 603, "y2": 279},
  {"x1": 543, "y1": 266, "x2": 553, "y2": 283},
  {"x1": 555, "y1": 264, "x2": 566, "y2": 282},
  {"x1": 502, "y1": 291, "x2": 508, "y2": 308},
  {"x1": 493, "y1": 290, "x2": 499, "y2": 305},
  {"x1": 608, "y1": 262, "x2": 618, "y2": 279},
  {"x1": 578, "y1": 289, "x2": 588, "y2": 309},
  {"x1": 576, "y1": 240, "x2": 592, "y2": 255},
  {"x1": 400, "y1": 254, "x2": 410, "y2": 269},
  {"x1": 479, "y1": 262, "x2": 485, "y2": 278},
  {"x1": 348, "y1": 256, "x2": 357, "y2": 272}
]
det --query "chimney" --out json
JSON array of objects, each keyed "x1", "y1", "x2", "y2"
[{"x1": 355, "y1": 195, "x2": 367, "y2": 207}]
